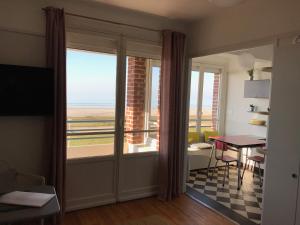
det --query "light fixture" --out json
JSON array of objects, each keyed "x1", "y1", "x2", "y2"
[
  {"x1": 238, "y1": 53, "x2": 255, "y2": 80},
  {"x1": 208, "y1": 0, "x2": 246, "y2": 7}
]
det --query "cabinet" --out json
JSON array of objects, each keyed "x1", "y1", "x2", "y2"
[{"x1": 244, "y1": 79, "x2": 270, "y2": 98}]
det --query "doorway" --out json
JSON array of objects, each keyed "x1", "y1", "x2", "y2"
[
  {"x1": 64, "y1": 32, "x2": 162, "y2": 211},
  {"x1": 185, "y1": 44, "x2": 273, "y2": 225}
]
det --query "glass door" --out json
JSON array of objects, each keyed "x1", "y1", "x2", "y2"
[
  {"x1": 67, "y1": 49, "x2": 117, "y2": 159},
  {"x1": 65, "y1": 33, "x2": 163, "y2": 209},
  {"x1": 189, "y1": 66, "x2": 223, "y2": 133},
  {"x1": 123, "y1": 57, "x2": 160, "y2": 154},
  {"x1": 117, "y1": 40, "x2": 162, "y2": 201},
  {"x1": 65, "y1": 31, "x2": 121, "y2": 210}
]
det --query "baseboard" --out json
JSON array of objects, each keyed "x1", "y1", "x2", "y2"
[
  {"x1": 118, "y1": 185, "x2": 158, "y2": 202},
  {"x1": 66, "y1": 193, "x2": 116, "y2": 212},
  {"x1": 66, "y1": 186, "x2": 158, "y2": 211}
]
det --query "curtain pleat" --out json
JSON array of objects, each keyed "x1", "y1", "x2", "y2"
[
  {"x1": 45, "y1": 6, "x2": 66, "y2": 224},
  {"x1": 158, "y1": 30, "x2": 187, "y2": 201}
]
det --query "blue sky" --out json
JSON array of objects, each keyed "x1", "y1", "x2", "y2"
[
  {"x1": 67, "y1": 49, "x2": 214, "y2": 110},
  {"x1": 67, "y1": 49, "x2": 117, "y2": 106},
  {"x1": 190, "y1": 71, "x2": 214, "y2": 109}
]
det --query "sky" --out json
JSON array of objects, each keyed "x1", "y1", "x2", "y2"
[
  {"x1": 67, "y1": 49, "x2": 214, "y2": 110},
  {"x1": 190, "y1": 71, "x2": 214, "y2": 109},
  {"x1": 67, "y1": 49, "x2": 117, "y2": 107}
]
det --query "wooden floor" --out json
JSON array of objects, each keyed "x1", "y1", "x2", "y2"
[{"x1": 63, "y1": 195, "x2": 235, "y2": 225}]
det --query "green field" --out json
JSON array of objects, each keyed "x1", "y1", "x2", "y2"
[{"x1": 67, "y1": 116, "x2": 115, "y2": 147}]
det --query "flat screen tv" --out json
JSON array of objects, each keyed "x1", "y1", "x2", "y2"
[{"x1": 0, "y1": 64, "x2": 54, "y2": 116}]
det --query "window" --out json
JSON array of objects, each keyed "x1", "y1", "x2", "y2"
[
  {"x1": 66, "y1": 49, "x2": 117, "y2": 159},
  {"x1": 189, "y1": 66, "x2": 222, "y2": 132},
  {"x1": 123, "y1": 57, "x2": 160, "y2": 154},
  {"x1": 189, "y1": 71, "x2": 200, "y2": 132}
]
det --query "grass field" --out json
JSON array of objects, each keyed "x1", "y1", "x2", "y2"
[{"x1": 67, "y1": 115, "x2": 115, "y2": 147}]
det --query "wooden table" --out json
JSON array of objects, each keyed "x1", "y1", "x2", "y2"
[
  {"x1": 209, "y1": 135, "x2": 266, "y2": 190},
  {"x1": 0, "y1": 185, "x2": 60, "y2": 224}
]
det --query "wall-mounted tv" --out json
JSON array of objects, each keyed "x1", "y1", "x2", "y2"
[{"x1": 0, "y1": 64, "x2": 54, "y2": 116}]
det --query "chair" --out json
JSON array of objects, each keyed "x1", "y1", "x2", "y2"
[
  {"x1": 242, "y1": 148, "x2": 267, "y2": 187},
  {"x1": 0, "y1": 161, "x2": 46, "y2": 225},
  {"x1": 0, "y1": 160, "x2": 45, "y2": 190},
  {"x1": 210, "y1": 139, "x2": 238, "y2": 186}
]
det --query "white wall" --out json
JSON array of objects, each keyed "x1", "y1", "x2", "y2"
[
  {"x1": 190, "y1": 50, "x2": 272, "y2": 170},
  {"x1": 0, "y1": 0, "x2": 187, "y2": 179},
  {"x1": 225, "y1": 56, "x2": 271, "y2": 138},
  {"x1": 225, "y1": 54, "x2": 272, "y2": 170},
  {"x1": 187, "y1": 0, "x2": 300, "y2": 57}
]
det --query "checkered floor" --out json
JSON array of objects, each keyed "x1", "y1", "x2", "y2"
[{"x1": 187, "y1": 166, "x2": 263, "y2": 224}]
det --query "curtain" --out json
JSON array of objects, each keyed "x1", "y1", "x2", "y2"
[
  {"x1": 45, "y1": 7, "x2": 67, "y2": 224},
  {"x1": 158, "y1": 30, "x2": 187, "y2": 201}
]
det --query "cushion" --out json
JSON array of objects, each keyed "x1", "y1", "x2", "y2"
[
  {"x1": 188, "y1": 132, "x2": 201, "y2": 144},
  {"x1": 203, "y1": 130, "x2": 219, "y2": 142},
  {"x1": 190, "y1": 143, "x2": 212, "y2": 149}
]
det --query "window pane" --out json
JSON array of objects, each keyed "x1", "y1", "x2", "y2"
[
  {"x1": 149, "y1": 66, "x2": 160, "y2": 130},
  {"x1": 124, "y1": 56, "x2": 160, "y2": 154},
  {"x1": 66, "y1": 49, "x2": 116, "y2": 159},
  {"x1": 201, "y1": 72, "x2": 220, "y2": 131},
  {"x1": 124, "y1": 131, "x2": 158, "y2": 154},
  {"x1": 189, "y1": 71, "x2": 200, "y2": 132}
]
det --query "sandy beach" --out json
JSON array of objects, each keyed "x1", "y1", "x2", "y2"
[
  {"x1": 67, "y1": 107, "x2": 115, "y2": 118},
  {"x1": 68, "y1": 107, "x2": 213, "y2": 118}
]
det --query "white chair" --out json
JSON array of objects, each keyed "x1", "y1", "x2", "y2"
[
  {"x1": 0, "y1": 161, "x2": 46, "y2": 225},
  {"x1": 0, "y1": 160, "x2": 45, "y2": 189}
]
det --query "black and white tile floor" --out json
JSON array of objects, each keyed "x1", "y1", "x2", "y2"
[{"x1": 187, "y1": 166, "x2": 263, "y2": 224}]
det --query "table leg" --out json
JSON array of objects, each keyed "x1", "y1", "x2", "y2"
[
  {"x1": 241, "y1": 148, "x2": 249, "y2": 181},
  {"x1": 207, "y1": 144, "x2": 214, "y2": 179},
  {"x1": 237, "y1": 148, "x2": 242, "y2": 190}
]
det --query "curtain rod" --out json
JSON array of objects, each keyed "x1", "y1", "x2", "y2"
[{"x1": 42, "y1": 8, "x2": 161, "y2": 33}]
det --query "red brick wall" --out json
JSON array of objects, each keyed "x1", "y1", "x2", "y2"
[
  {"x1": 125, "y1": 57, "x2": 147, "y2": 144},
  {"x1": 212, "y1": 74, "x2": 220, "y2": 131}
]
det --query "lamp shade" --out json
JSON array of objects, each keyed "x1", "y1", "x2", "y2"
[
  {"x1": 208, "y1": 0, "x2": 245, "y2": 7},
  {"x1": 238, "y1": 53, "x2": 255, "y2": 71}
]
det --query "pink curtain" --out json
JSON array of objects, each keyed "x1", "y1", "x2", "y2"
[
  {"x1": 45, "y1": 7, "x2": 66, "y2": 224},
  {"x1": 158, "y1": 30, "x2": 187, "y2": 201}
]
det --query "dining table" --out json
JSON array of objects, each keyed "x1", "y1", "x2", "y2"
[{"x1": 208, "y1": 135, "x2": 266, "y2": 190}]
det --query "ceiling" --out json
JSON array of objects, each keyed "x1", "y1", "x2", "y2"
[
  {"x1": 83, "y1": 0, "x2": 251, "y2": 21},
  {"x1": 230, "y1": 45, "x2": 274, "y2": 61},
  {"x1": 193, "y1": 45, "x2": 273, "y2": 66}
]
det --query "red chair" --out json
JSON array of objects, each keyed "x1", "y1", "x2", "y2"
[
  {"x1": 211, "y1": 140, "x2": 238, "y2": 186},
  {"x1": 242, "y1": 148, "x2": 267, "y2": 187}
]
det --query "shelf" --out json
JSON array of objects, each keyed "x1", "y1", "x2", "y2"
[
  {"x1": 261, "y1": 67, "x2": 272, "y2": 73},
  {"x1": 247, "y1": 111, "x2": 270, "y2": 115},
  {"x1": 248, "y1": 123, "x2": 267, "y2": 127}
]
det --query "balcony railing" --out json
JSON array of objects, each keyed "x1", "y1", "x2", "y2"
[
  {"x1": 66, "y1": 118, "x2": 215, "y2": 146},
  {"x1": 67, "y1": 120, "x2": 158, "y2": 145}
]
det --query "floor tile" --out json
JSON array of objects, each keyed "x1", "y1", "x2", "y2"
[{"x1": 187, "y1": 167, "x2": 263, "y2": 224}]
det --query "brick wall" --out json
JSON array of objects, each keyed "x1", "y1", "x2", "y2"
[
  {"x1": 125, "y1": 57, "x2": 147, "y2": 144},
  {"x1": 212, "y1": 74, "x2": 220, "y2": 131}
]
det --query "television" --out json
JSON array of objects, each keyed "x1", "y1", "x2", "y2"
[{"x1": 0, "y1": 64, "x2": 54, "y2": 116}]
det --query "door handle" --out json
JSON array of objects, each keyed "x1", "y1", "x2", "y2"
[{"x1": 292, "y1": 173, "x2": 298, "y2": 179}]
